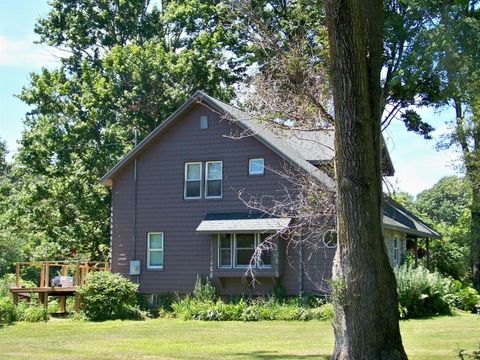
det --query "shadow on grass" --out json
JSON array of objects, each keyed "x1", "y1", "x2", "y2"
[{"x1": 232, "y1": 350, "x2": 330, "y2": 359}]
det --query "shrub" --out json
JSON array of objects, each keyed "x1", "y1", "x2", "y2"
[
  {"x1": 16, "y1": 302, "x2": 49, "y2": 322},
  {"x1": 0, "y1": 297, "x2": 17, "y2": 324},
  {"x1": 193, "y1": 275, "x2": 216, "y2": 302},
  {"x1": 395, "y1": 265, "x2": 452, "y2": 318},
  {"x1": 77, "y1": 272, "x2": 145, "y2": 321},
  {"x1": 450, "y1": 281, "x2": 479, "y2": 312}
]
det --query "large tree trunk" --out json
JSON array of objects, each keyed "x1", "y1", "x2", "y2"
[
  {"x1": 324, "y1": 1, "x2": 407, "y2": 358},
  {"x1": 471, "y1": 179, "x2": 480, "y2": 290}
]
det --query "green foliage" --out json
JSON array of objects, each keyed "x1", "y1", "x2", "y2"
[
  {"x1": 170, "y1": 296, "x2": 333, "y2": 321},
  {"x1": 77, "y1": 272, "x2": 145, "y2": 321},
  {"x1": 192, "y1": 275, "x2": 216, "y2": 302},
  {"x1": 395, "y1": 265, "x2": 453, "y2": 318},
  {"x1": 16, "y1": 302, "x2": 49, "y2": 322},
  {"x1": 449, "y1": 281, "x2": 479, "y2": 312},
  {"x1": 0, "y1": 297, "x2": 17, "y2": 324}
]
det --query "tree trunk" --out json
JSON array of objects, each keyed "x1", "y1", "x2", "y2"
[{"x1": 324, "y1": 1, "x2": 407, "y2": 358}]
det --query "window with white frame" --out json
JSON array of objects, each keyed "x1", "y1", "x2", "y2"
[
  {"x1": 218, "y1": 233, "x2": 272, "y2": 269},
  {"x1": 200, "y1": 115, "x2": 208, "y2": 129},
  {"x1": 205, "y1": 161, "x2": 223, "y2": 198},
  {"x1": 185, "y1": 162, "x2": 202, "y2": 199},
  {"x1": 218, "y1": 234, "x2": 233, "y2": 268},
  {"x1": 249, "y1": 158, "x2": 264, "y2": 175},
  {"x1": 147, "y1": 232, "x2": 164, "y2": 269},
  {"x1": 393, "y1": 237, "x2": 399, "y2": 263}
]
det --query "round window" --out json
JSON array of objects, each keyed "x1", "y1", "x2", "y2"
[{"x1": 323, "y1": 229, "x2": 337, "y2": 248}]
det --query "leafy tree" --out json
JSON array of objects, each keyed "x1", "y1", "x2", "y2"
[{"x1": 4, "y1": 0, "x2": 246, "y2": 261}]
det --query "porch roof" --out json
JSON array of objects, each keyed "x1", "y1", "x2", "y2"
[{"x1": 196, "y1": 212, "x2": 291, "y2": 233}]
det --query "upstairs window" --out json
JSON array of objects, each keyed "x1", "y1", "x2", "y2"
[
  {"x1": 200, "y1": 115, "x2": 209, "y2": 129},
  {"x1": 185, "y1": 162, "x2": 202, "y2": 199},
  {"x1": 249, "y1": 158, "x2": 264, "y2": 175},
  {"x1": 205, "y1": 161, "x2": 223, "y2": 198},
  {"x1": 147, "y1": 232, "x2": 164, "y2": 269}
]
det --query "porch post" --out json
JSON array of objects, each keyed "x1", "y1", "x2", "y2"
[
  {"x1": 426, "y1": 238, "x2": 430, "y2": 269},
  {"x1": 414, "y1": 238, "x2": 418, "y2": 268}
]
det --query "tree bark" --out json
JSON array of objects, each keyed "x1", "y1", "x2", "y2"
[{"x1": 324, "y1": 1, "x2": 407, "y2": 358}]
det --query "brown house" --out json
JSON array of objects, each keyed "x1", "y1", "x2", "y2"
[{"x1": 101, "y1": 91, "x2": 440, "y2": 297}]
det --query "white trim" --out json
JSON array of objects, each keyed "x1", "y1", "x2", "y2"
[
  {"x1": 205, "y1": 161, "x2": 223, "y2": 199},
  {"x1": 184, "y1": 162, "x2": 202, "y2": 199},
  {"x1": 147, "y1": 232, "x2": 164, "y2": 269},
  {"x1": 249, "y1": 158, "x2": 265, "y2": 175}
]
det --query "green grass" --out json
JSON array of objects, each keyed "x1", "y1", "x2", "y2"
[{"x1": 0, "y1": 314, "x2": 478, "y2": 359}]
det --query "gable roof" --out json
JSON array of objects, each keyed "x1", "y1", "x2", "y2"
[
  {"x1": 383, "y1": 197, "x2": 441, "y2": 239},
  {"x1": 100, "y1": 90, "x2": 335, "y2": 190}
]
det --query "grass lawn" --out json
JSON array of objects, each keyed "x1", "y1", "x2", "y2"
[{"x1": 0, "y1": 313, "x2": 478, "y2": 359}]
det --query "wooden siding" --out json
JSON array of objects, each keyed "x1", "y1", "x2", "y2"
[{"x1": 110, "y1": 103, "x2": 333, "y2": 295}]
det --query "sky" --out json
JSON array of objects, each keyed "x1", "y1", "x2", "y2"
[{"x1": 0, "y1": 0, "x2": 460, "y2": 196}]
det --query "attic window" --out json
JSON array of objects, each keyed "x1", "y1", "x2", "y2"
[{"x1": 200, "y1": 116, "x2": 208, "y2": 129}]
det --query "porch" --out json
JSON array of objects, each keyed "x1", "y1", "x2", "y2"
[{"x1": 10, "y1": 261, "x2": 109, "y2": 312}]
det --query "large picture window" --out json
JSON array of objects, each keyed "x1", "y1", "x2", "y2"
[
  {"x1": 218, "y1": 233, "x2": 272, "y2": 269},
  {"x1": 205, "y1": 161, "x2": 223, "y2": 198},
  {"x1": 185, "y1": 162, "x2": 202, "y2": 199},
  {"x1": 147, "y1": 232, "x2": 164, "y2": 269}
]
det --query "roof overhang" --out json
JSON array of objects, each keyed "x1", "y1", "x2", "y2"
[{"x1": 196, "y1": 212, "x2": 291, "y2": 234}]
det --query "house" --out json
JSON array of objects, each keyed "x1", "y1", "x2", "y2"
[{"x1": 100, "y1": 91, "x2": 440, "y2": 297}]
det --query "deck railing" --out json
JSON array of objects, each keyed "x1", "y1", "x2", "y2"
[{"x1": 14, "y1": 261, "x2": 109, "y2": 289}]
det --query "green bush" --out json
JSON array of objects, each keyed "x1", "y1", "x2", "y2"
[
  {"x1": 170, "y1": 295, "x2": 333, "y2": 321},
  {"x1": 77, "y1": 272, "x2": 145, "y2": 321},
  {"x1": 450, "y1": 281, "x2": 479, "y2": 312},
  {"x1": 395, "y1": 265, "x2": 452, "y2": 318},
  {"x1": 0, "y1": 297, "x2": 17, "y2": 324},
  {"x1": 16, "y1": 302, "x2": 49, "y2": 322},
  {"x1": 193, "y1": 275, "x2": 216, "y2": 302}
]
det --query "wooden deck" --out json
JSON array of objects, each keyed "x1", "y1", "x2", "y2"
[{"x1": 10, "y1": 261, "x2": 109, "y2": 312}]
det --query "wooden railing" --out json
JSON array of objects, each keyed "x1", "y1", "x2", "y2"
[{"x1": 14, "y1": 261, "x2": 109, "y2": 288}]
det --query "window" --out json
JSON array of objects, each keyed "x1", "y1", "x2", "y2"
[
  {"x1": 218, "y1": 233, "x2": 272, "y2": 269},
  {"x1": 323, "y1": 230, "x2": 337, "y2": 248},
  {"x1": 257, "y1": 233, "x2": 272, "y2": 268},
  {"x1": 185, "y1": 162, "x2": 202, "y2": 199},
  {"x1": 200, "y1": 115, "x2": 208, "y2": 129},
  {"x1": 249, "y1": 158, "x2": 264, "y2": 175},
  {"x1": 235, "y1": 233, "x2": 256, "y2": 267},
  {"x1": 205, "y1": 161, "x2": 223, "y2": 198},
  {"x1": 393, "y1": 237, "x2": 399, "y2": 263},
  {"x1": 147, "y1": 232, "x2": 164, "y2": 269},
  {"x1": 218, "y1": 234, "x2": 232, "y2": 268}
]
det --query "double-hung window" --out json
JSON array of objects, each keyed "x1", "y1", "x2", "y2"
[
  {"x1": 218, "y1": 234, "x2": 233, "y2": 268},
  {"x1": 235, "y1": 233, "x2": 256, "y2": 267},
  {"x1": 205, "y1": 161, "x2": 223, "y2": 198},
  {"x1": 185, "y1": 162, "x2": 202, "y2": 199},
  {"x1": 257, "y1": 233, "x2": 272, "y2": 268},
  {"x1": 147, "y1": 232, "x2": 164, "y2": 269}
]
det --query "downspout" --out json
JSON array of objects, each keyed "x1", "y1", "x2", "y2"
[{"x1": 133, "y1": 157, "x2": 138, "y2": 284}]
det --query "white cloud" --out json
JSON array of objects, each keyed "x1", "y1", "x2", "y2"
[{"x1": 0, "y1": 35, "x2": 66, "y2": 69}]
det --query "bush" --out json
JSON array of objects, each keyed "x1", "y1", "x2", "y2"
[
  {"x1": 170, "y1": 295, "x2": 333, "y2": 321},
  {"x1": 193, "y1": 275, "x2": 216, "y2": 302},
  {"x1": 77, "y1": 272, "x2": 145, "y2": 321},
  {"x1": 16, "y1": 302, "x2": 49, "y2": 322},
  {"x1": 395, "y1": 265, "x2": 452, "y2": 318},
  {"x1": 450, "y1": 281, "x2": 479, "y2": 312},
  {"x1": 0, "y1": 297, "x2": 17, "y2": 324}
]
